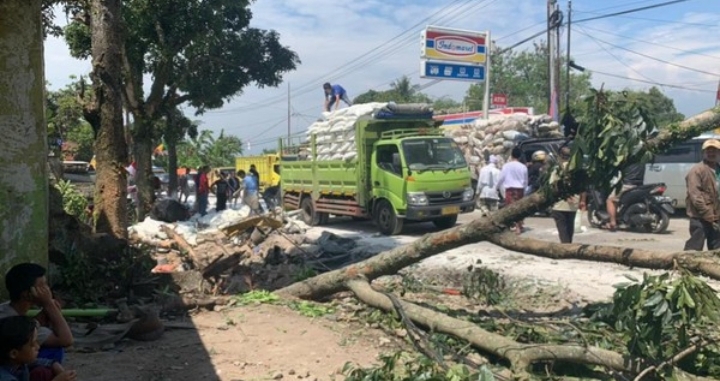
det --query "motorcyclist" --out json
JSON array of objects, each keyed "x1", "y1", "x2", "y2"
[{"x1": 606, "y1": 162, "x2": 645, "y2": 230}]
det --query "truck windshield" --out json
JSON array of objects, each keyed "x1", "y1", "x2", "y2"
[{"x1": 402, "y1": 138, "x2": 467, "y2": 172}]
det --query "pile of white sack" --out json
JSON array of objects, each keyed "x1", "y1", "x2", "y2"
[
  {"x1": 303, "y1": 102, "x2": 389, "y2": 162},
  {"x1": 445, "y1": 113, "x2": 564, "y2": 174}
]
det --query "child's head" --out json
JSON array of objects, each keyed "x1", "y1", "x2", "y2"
[
  {"x1": 5, "y1": 263, "x2": 47, "y2": 303},
  {"x1": 0, "y1": 316, "x2": 40, "y2": 365}
]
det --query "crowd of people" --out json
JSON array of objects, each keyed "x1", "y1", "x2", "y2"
[
  {"x1": 474, "y1": 138, "x2": 720, "y2": 251},
  {"x1": 177, "y1": 164, "x2": 263, "y2": 217},
  {"x1": 475, "y1": 146, "x2": 585, "y2": 244}
]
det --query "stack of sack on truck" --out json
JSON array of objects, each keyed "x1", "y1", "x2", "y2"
[
  {"x1": 302, "y1": 102, "x2": 433, "y2": 162},
  {"x1": 444, "y1": 113, "x2": 563, "y2": 174}
]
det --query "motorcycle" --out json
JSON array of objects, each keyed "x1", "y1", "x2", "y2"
[{"x1": 587, "y1": 183, "x2": 674, "y2": 234}]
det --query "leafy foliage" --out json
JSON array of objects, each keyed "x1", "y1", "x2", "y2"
[
  {"x1": 342, "y1": 352, "x2": 496, "y2": 381},
  {"x1": 173, "y1": 129, "x2": 243, "y2": 169},
  {"x1": 464, "y1": 42, "x2": 592, "y2": 113},
  {"x1": 57, "y1": 245, "x2": 155, "y2": 305},
  {"x1": 54, "y1": 180, "x2": 89, "y2": 219},
  {"x1": 46, "y1": 79, "x2": 95, "y2": 161},
  {"x1": 462, "y1": 267, "x2": 506, "y2": 306},
  {"x1": 63, "y1": 0, "x2": 299, "y2": 113},
  {"x1": 557, "y1": 89, "x2": 657, "y2": 197},
  {"x1": 589, "y1": 271, "x2": 720, "y2": 377}
]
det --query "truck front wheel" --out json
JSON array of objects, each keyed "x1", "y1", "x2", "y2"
[
  {"x1": 301, "y1": 197, "x2": 320, "y2": 226},
  {"x1": 432, "y1": 215, "x2": 458, "y2": 230},
  {"x1": 375, "y1": 200, "x2": 404, "y2": 235}
]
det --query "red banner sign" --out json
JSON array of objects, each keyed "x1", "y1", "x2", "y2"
[{"x1": 491, "y1": 93, "x2": 507, "y2": 108}]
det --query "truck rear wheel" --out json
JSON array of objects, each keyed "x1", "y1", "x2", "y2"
[
  {"x1": 375, "y1": 200, "x2": 403, "y2": 235},
  {"x1": 432, "y1": 215, "x2": 458, "y2": 230},
  {"x1": 300, "y1": 197, "x2": 320, "y2": 226}
]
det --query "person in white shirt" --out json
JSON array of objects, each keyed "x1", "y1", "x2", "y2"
[
  {"x1": 476, "y1": 155, "x2": 501, "y2": 214},
  {"x1": 498, "y1": 147, "x2": 529, "y2": 233}
]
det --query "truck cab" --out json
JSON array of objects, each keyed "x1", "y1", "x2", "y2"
[{"x1": 372, "y1": 133, "x2": 474, "y2": 234}]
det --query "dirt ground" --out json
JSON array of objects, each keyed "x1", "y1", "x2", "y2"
[
  {"x1": 68, "y1": 303, "x2": 391, "y2": 381},
  {"x1": 68, "y1": 212, "x2": 716, "y2": 380}
]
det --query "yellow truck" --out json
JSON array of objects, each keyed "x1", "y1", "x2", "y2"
[
  {"x1": 235, "y1": 154, "x2": 281, "y2": 191},
  {"x1": 235, "y1": 154, "x2": 281, "y2": 208}
]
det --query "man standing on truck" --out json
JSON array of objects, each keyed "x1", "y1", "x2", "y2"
[
  {"x1": 323, "y1": 82, "x2": 352, "y2": 112},
  {"x1": 498, "y1": 147, "x2": 528, "y2": 234},
  {"x1": 605, "y1": 162, "x2": 645, "y2": 231},
  {"x1": 684, "y1": 139, "x2": 720, "y2": 251}
]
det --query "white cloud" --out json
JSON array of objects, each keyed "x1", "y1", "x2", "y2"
[{"x1": 41, "y1": 0, "x2": 720, "y2": 153}]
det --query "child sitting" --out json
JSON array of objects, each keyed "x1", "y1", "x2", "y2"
[{"x1": 0, "y1": 316, "x2": 76, "y2": 381}]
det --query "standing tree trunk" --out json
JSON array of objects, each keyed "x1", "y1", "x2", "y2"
[
  {"x1": 132, "y1": 127, "x2": 155, "y2": 220},
  {"x1": 0, "y1": 0, "x2": 48, "y2": 297},
  {"x1": 89, "y1": 0, "x2": 128, "y2": 238},
  {"x1": 167, "y1": 139, "x2": 178, "y2": 199}
]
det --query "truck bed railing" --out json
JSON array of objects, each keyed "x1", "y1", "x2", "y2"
[{"x1": 380, "y1": 128, "x2": 444, "y2": 140}]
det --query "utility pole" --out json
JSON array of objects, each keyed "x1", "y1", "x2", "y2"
[
  {"x1": 547, "y1": 0, "x2": 561, "y2": 121},
  {"x1": 565, "y1": 0, "x2": 572, "y2": 112},
  {"x1": 287, "y1": 82, "x2": 291, "y2": 143},
  {"x1": 483, "y1": 33, "x2": 492, "y2": 120},
  {"x1": 554, "y1": 1, "x2": 562, "y2": 118}
]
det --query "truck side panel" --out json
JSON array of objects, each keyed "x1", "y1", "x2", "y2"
[{"x1": 281, "y1": 160, "x2": 360, "y2": 204}]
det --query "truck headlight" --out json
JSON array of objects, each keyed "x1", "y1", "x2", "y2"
[
  {"x1": 407, "y1": 192, "x2": 428, "y2": 206},
  {"x1": 462, "y1": 187, "x2": 474, "y2": 201}
]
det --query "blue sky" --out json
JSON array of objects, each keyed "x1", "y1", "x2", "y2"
[{"x1": 43, "y1": 0, "x2": 720, "y2": 154}]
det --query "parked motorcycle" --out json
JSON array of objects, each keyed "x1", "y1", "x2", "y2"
[{"x1": 587, "y1": 183, "x2": 674, "y2": 234}]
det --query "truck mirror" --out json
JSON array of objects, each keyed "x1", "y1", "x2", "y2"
[{"x1": 392, "y1": 153, "x2": 401, "y2": 167}]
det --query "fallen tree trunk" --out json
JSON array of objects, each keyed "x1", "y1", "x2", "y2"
[
  {"x1": 346, "y1": 278, "x2": 714, "y2": 381},
  {"x1": 485, "y1": 233, "x2": 720, "y2": 281},
  {"x1": 278, "y1": 108, "x2": 720, "y2": 300}
]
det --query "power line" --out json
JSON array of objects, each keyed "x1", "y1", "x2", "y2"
[
  {"x1": 215, "y1": 0, "x2": 489, "y2": 115},
  {"x1": 574, "y1": 12, "x2": 717, "y2": 28},
  {"x1": 575, "y1": 25, "x2": 658, "y2": 84},
  {"x1": 572, "y1": 0, "x2": 690, "y2": 24},
  {"x1": 579, "y1": 0, "x2": 665, "y2": 13},
  {"x1": 575, "y1": 24, "x2": 720, "y2": 62},
  {"x1": 573, "y1": 28, "x2": 720, "y2": 77},
  {"x1": 589, "y1": 68, "x2": 716, "y2": 92}
]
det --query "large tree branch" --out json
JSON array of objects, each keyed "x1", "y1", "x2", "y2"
[
  {"x1": 346, "y1": 278, "x2": 715, "y2": 380},
  {"x1": 277, "y1": 108, "x2": 720, "y2": 300},
  {"x1": 485, "y1": 233, "x2": 720, "y2": 280}
]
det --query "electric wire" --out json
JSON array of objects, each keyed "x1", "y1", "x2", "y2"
[
  {"x1": 574, "y1": 24, "x2": 720, "y2": 62},
  {"x1": 573, "y1": 28, "x2": 720, "y2": 77},
  {"x1": 208, "y1": 0, "x2": 490, "y2": 115}
]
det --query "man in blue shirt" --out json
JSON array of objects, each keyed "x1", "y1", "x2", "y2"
[
  {"x1": 237, "y1": 170, "x2": 262, "y2": 215},
  {"x1": 323, "y1": 82, "x2": 352, "y2": 112}
]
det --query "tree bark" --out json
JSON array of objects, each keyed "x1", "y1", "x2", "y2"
[
  {"x1": 167, "y1": 139, "x2": 178, "y2": 199},
  {"x1": 132, "y1": 132, "x2": 154, "y2": 220},
  {"x1": 346, "y1": 278, "x2": 714, "y2": 380},
  {"x1": 278, "y1": 108, "x2": 720, "y2": 301},
  {"x1": 89, "y1": 0, "x2": 128, "y2": 238},
  {"x1": 0, "y1": 0, "x2": 49, "y2": 298},
  {"x1": 485, "y1": 232, "x2": 720, "y2": 280}
]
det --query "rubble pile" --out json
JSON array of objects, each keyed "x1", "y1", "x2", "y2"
[
  {"x1": 445, "y1": 113, "x2": 563, "y2": 172},
  {"x1": 128, "y1": 206, "x2": 383, "y2": 298},
  {"x1": 302, "y1": 102, "x2": 388, "y2": 162}
]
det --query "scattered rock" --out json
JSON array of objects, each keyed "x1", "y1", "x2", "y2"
[{"x1": 272, "y1": 371, "x2": 284, "y2": 379}]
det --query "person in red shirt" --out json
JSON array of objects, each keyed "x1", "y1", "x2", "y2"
[{"x1": 197, "y1": 166, "x2": 210, "y2": 216}]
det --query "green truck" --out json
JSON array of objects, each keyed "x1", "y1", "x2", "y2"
[{"x1": 279, "y1": 103, "x2": 474, "y2": 235}]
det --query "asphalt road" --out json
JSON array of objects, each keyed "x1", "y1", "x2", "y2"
[{"x1": 321, "y1": 210, "x2": 693, "y2": 253}]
